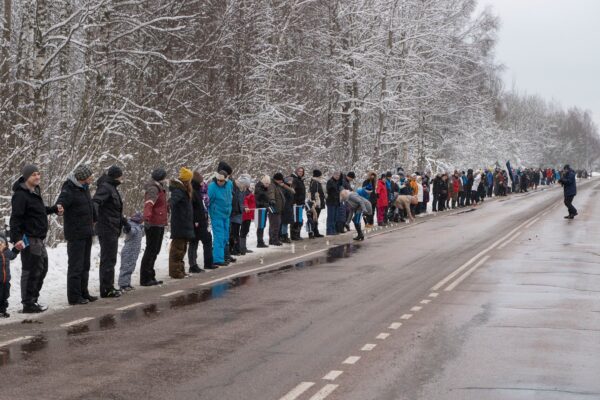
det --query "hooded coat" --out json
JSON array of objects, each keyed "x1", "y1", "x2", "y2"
[
  {"x1": 169, "y1": 179, "x2": 194, "y2": 240},
  {"x1": 56, "y1": 175, "x2": 97, "y2": 241},
  {"x1": 9, "y1": 178, "x2": 59, "y2": 242},
  {"x1": 93, "y1": 174, "x2": 126, "y2": 237}
]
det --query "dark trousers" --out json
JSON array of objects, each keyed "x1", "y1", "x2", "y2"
[
  {"x1": 437, "y1": 195, "x2": 447, "y2": 211},
  {"x1": 564, "y1": 195, "x2": 578, "y2": 216},
  {"x1": 230, "y1": 222, "x2": 241, "y2": 254},
  {"x1": 432, "y1": 194, "x2": 439, "y2": 211},
  {"x1": 140, "y1": 226, "x2": 164, "y2": 285},
  {"x1": 365, "y1": 202, "x2": 375, "y2": 225},
  {"x1": 326, "y1": 204, "x2": 339, "y2": 235},
  {"x1": 241, "y1": 220, "x2": 251, "y2": 238},
  {"x1": 269, "y1": 214, "x2": 282, "y2": 244},
  {"x1": 257, "y1": 228, "x2": 266, "y2": 245},
  {"x1": 188, "y1": 227, "x2": 213, "y2": 268},
  {"x1": 67, "y1": 237, "x2": 93, "y2": 302},
  {"x1": 98, "y1": 234, "x2": 119, "y2": 295},
  {"x1": 169, "y1": 238, "x2": 188, "y2": 278},
  {"x1": 291, "y1": 222, "x2": 303, "y2": 239},
  {"x1": 20, "y1": 242, "x2": 48, "y2": 306},
  {"x1": 0, "y1": 281, "x2": 9, "y2": 312}
]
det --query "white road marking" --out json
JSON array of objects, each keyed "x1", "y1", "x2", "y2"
[
  {"x1": 410, "y1": 306, "x2": 423, "y2": 312},
  {"x1": 201, "y1": 249, "x2": 328, "y2": 286},
  {"x1": 60, "y1": 317, "x2": 95, "y2": 328},
  {"x1": 279, "y1": 382, "x2": 315, "y2": 400},
  {"x1": 498, "y1": 231, "x2": 522, "y2": 250},
  {"x1": 0, "y1": 336, "x2": 33, "y2": 348},
  {"x1": 161, "y1": 290, "x2": 184, "y2": 297},
  {"x1": 429, "y1": 292, "x2": 439, "y2": 298},
  {"x1": 431, "y1": 212, "x2": 541, "y2": 291},
  {"x1": 420, "y1": 299, "x2": 431, "y2": 304},
  {"x1": 376, "y1": 333, "x2": 390, "y2": 340},
  {"x1": 342, "y1": 356, "x2": 361, "y2": 365},
  {"x1": 361, "y1": 343, "x2": 377, "y2": 351},
  {"x1": 525, "y1": 217, "x2": 540, "y2": 228},
  {"x1": 308, "y1": 384, "x2": 339, "y2": 400},
  {"x1": 389, "y1": 322, "x2": 402, "y2": 330},
  {"x1": 445, "y1": 256, "x2": 491, "y2": 292},
  {"x1": 116, "y1": 302, "x2": 144, "y2": 311},
  {"x1": 400, "y1": 314, "x2": 413, "y2": 320},
  {"x1": 322, "y1": 370, "x2": 344, "y2": 381}
]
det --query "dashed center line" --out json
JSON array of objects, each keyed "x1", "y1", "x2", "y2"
[
  {"x1": 0, "y1": 336, "x2": 33, "y2": 348},
  {"x1": 60, "y1": 317, "x2": 94, "y2": 328},
  {"x1": 400, "y1": 314, "x2": 413, "y2": 320},
  {"x1": 429, "y1": 292, "x2": 439, "y2": 298},
  {"x1": 161, "y1": 290, "x2": 184, "y2": 297},
  {"x1": 420, "y1": 299, "x2": 431, "y2": 304},
  {"x1": 376, "y1": 333, "x2": 390, "y2": 340},
  {"x1": 389, "y1": 322, "x2": 402, "y2": 330},
  {"x1": 308, "y1": 384, "x2": 339, "y2": 400},
  {"x1": 342, "y1": 356, "x2": 361, "y2": 365},
  {"x1": 279, "y1": 382, "x2": 315, "y2": 400},
  {"x1": 115, "y1": 302, "x2": 144, "y2": 311},
  {"x1": 322, "y1": 370, "x2": 343, "y2": 381},
  {"x1": 410, "y1": 306, "x2": 423, "y2": 312},
  {"x1": 361, "y1": 343, "x2": 377, "y2": 351}
]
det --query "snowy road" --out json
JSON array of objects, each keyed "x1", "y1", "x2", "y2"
[{"x1": 0, "y1": 180, "x2": 599, "y2": 400}]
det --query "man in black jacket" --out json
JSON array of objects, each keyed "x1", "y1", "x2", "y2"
[
  {"x1": 308, "y1": 170, "x2": 326, "y2": 238},
  {"x1": 56, "y1": 164, "x2": 98, "y2": 305},
  {"x1": 326, "y1": 172, "x2": 342, "y2": 235},
  {"x1": 289, "y1": 167, "x2": 306, "y2": 241},
  {"x1": 93, "y1": 166, "x2": 128, "y2": 298},
  {"x1": 10, "y1": 164, "x2": 61, "y2": 313}
]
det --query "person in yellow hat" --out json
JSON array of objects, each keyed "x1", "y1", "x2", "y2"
[{"x1": 168, "y1": 167, "x2": 194, "y2": 279}]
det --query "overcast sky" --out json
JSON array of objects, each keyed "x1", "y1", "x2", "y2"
[{"x1": 477, "y1": 0, "x2": 600, "y2": 126}]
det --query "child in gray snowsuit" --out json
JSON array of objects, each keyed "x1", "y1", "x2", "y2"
[
  {"x1": 0, "y1": 233, "x2": 19, "y2": 318},
  {"x1": 118, "y1": 212, "x2": 144, "y2": 291}
]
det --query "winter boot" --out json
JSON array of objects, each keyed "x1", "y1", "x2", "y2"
[
  {"x1": 189, "y1": 264, "x2": 203, "y2": 273},
  {"x1": 280, "y1": 234, "x2": 292, "y2": 244},
  {"x1": 353, "y1": 224, "x2": 365, "y2": 241}
]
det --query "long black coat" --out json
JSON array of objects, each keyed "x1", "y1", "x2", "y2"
[
  {"x1": 57, "y1": 176, "x2": 96, "y2": 241},
  {"x1": 93, "y1": 175, "x2": 126, "y2": 237},
  {"x1": 169, "y1": 179, "x2": 194, "y2": 240},
  {"x1": 9, "y1": 178, "x2": 58, "y2": 242},
  {"x1": 290, "y1": 173, "x2": 306, "y2": 205},
  {"x1": 326, "y1": 178, "x2": 341, "y2": 206},
  {"x1": 191, "y1": 180, "x2": 209, "y2": 238},
  {"x1": 254, "y1": 182, "x2": 271, "y2": 209}
]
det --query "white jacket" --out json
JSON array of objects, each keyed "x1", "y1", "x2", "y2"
[{"x1": 473, "y1": 173, "x2": 481, "y2": 190}]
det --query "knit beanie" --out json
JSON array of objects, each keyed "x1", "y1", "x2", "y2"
[
  {"x1": 152, "y1": 168, "x2": 167, "y2": 181},
  {"x1": 347, "y1": 171, "x2": 356, "y2": 179},
  {"x1": 179, "y1": 167, "x2": 193, "y2": 182},
  {"x1": 73, "y1": 164, "x2": 93, "y2": 181},
  {"x1": 273, "y1": 172, "x2": 284, "y2": 182},
  {"x1": 313, "y1": 169, "x2": 322, "y2": 178},
  {"x1": 107, "y1": 165, "x2": 123, "y2": 179},
  {"x1": 217, "y1": 161, "x2": 233, "y2": 176},
  {"x1": 21, "y1": 164, "x2": 39, "y2": 181}
]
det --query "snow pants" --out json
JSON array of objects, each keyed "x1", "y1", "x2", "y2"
[{"x1": 211, "y1": 217, "x2": 230, "y2": 264}]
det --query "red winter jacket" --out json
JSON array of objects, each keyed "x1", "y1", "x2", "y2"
[
  {"x1": 143, "y1": 180, "x2": 169, "y2": 227},
  {"x1": 376, "y1": 180, "x2": 389, "y2": 208},
  {"x1": 243, "y1": 192, "x2": 256, "y2": 221}
]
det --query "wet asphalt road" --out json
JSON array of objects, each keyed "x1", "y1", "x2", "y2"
[{"x1": 0, "y1": 180, "x2": 598, "y2": 400}]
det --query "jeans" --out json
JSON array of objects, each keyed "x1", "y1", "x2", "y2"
[
  {"x1": 564, "y1": 195, "x2": 578, "y2": 216},
  {"x1": 326, "y1": 204, "x2": 339, "y2": 235}
]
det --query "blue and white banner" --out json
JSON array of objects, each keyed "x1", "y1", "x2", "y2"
[
  {"x1": 293, "y1": 205, "x2": 304, "y2": 223},
  {"x1": 254, "y1": 208, "x2": 268, "y2": 229}
]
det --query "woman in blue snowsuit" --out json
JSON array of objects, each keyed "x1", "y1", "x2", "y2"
[{"x1": 208, "y1": 171, "x2": 233, "y2": 266}]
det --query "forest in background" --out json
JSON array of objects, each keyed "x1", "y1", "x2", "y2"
[{"x1": 2, "y1": 0, "x2": 599, "y2": 241}]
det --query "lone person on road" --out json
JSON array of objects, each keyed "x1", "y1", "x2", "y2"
[{"x1": 559, "y1": 164, "x2": 577, "y2": 219}]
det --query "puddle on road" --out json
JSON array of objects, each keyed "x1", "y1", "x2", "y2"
[{"x1": 0, "y1": 243, "x2": 360, "y2": 367}]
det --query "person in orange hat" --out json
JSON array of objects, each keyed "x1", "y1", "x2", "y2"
[{"x1": 168, "y1": 167, "x2": 194, "y2": 278}]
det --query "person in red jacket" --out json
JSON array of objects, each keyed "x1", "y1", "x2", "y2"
[
  {"x1": 241, "y1": 179, "x2": 256, "y2": 255},
  {"x1": 376, "y1": 174, "x2": 389, "y2": 226},
  {"x1": 140, "y1": 168, "x2": 168, "y2": 286}
]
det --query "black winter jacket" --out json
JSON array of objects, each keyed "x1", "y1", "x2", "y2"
[
  {"x1": 326, "y1": 178, "x2": 341, "y2": 206},
  {"x1": 169, "y1": 179, "x2": 194, "y2": 240},
  {"x1": 93, "y1": 175, "x2": 126, "y2": 237},
  {"x1": 191, "y1": 180, "x2": 209, "y2": 236},
  {"x1": 309, "y1": 178, "x2": 326, "y2": 209},
  {"x1": 57, "y1": 175, "x2": 96, "y2": 241},
  {"x1": 290, "y1": 173, "x2": 306, "y2": 205},
  {"x1": 254, "y1": 182, "x2": 271, "y2": 209},
  {"x1": 9, "y1": 178, "x2": 58, "y2": 242}
]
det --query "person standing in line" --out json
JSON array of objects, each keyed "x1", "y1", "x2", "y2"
[
  {"x1": 240, "y1": 181, "x2": 255, "y2": 255},
  {"x1": 140, "y1": 169, "x2": 168, "y2": 286},
  {"x1": 308, "y1": 170, "x2": 326, "y2": 238},
  {"x1": 326, "y1": 172, "x2": 342, "y2": 235},
  {"x1": 0, "y1": 234, "x2": 19, "y2": 318},
  {"x1": 254, "y1": 176, "x2": 271, "y2": 248},
  {"x1": 56, "y1": 164, "x2": 98, "y2": 305},
  {"x1": 10, "y1": 164, "x2": 61, "y2": 313},
  {"x1": 118, "y1": 211, "x2": 145, "y2": 291},
  {"x1": 290, "y1": 167, "x2": 306, "y2": 241},
  {"x1": 208, "y1": 167, "x2": 234, "y2": 266},
  {"x1": 189, "y1": 170, "x2": 214, "y2": 271},
  {"x1": 169, "y1": 167, "x2": 195, "y2": 278},
  {"x1": 93, "y1": 166, "x2": 128, "y2": 298}
]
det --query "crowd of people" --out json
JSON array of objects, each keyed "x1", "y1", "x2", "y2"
[{"x1": 0, "y1": 162, "x2": 585, "y2": 318}]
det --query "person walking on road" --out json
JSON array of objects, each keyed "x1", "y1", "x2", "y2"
[{"x1": 559, "y1": 164, "x2": 578, "y2": 219}]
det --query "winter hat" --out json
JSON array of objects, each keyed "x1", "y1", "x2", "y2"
[
  {"x1": 217, "y1": 161, "x2": 233, "y2": 176},
  {"x1": 21, "y1": 164, "x2": 39, "y2": 181},
  {"x1": 273, "y1": 172, "x2": 284, "y2": 182},
  {"x1": 192, "y1": 170, "x2": 203, "y2": 183},
  {"x1": 313, "y1": 169, "x2": 322, "y2": 178},
  {"x1": 73, "y1": 164, "x2": 93, "y2": 181},
  {"x1": 364, "y1": 184, "x2": 373, "y2": 191},
  {"x1": 564, "y1": 164, "x2": 570, "y2": 171},
  {"x1": 386, "y1": 171, "x2": 392, "y2": 178},
  {"x1": 347, "y1": 171, "x2": 356, "y2": 180},
  {"x1": 152, "y1": 168, "x2": 167, "y2": 181},
  {"x1": 130, "y1": 211, "x2": 143, "y2": 224},
  {"x1": 237, "y1": 174, "x2": 252, "y2": 189},
  {"x1": 179, "y1": 167, "x2": 193, "y2": 182},
  {"x1": 107, "y1": 165, "x2": 123, "y2": 179}
]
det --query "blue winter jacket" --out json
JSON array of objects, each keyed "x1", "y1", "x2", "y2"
[
  {"x1": 486, "y1": 172, "x2": 493, "y2": 186},
  {"x1": 560, "y1": 170, "x2": 577, "y2": 197},
  {"x1": 208, "y1": 179, "x2": 233, "y2": 219},
  {"x1": 356, "y1": 188, "x2": 370, "y2": 200}
]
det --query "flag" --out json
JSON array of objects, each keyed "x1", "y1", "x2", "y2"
[
  {"x1": 254, "y1": 208, "x2": 268, "y2": 229},
  {"x1": 293, "y1": 205, "x2": 304, "y2": 223}
]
